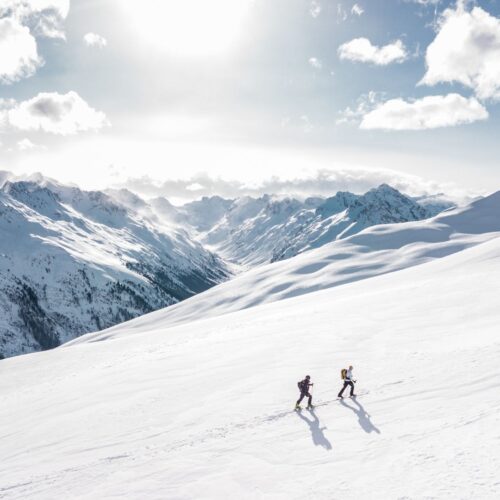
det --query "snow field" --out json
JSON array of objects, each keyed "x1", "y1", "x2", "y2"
[{"x1": 1, "y1": 237, "x2": 499, "y2": 498}]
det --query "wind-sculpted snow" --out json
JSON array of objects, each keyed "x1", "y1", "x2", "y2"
[
  {"x1": 76, "y1": 191, "x2": 500, "y2": 340},
  {"x1": 0, "y1": 180, "x2": 230, "y2": 358},
  {"x1": 1, "y1": 235, "x2": 499, "y2": 498}
]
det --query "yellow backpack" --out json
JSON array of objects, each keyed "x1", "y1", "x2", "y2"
[{"x1": 341, "y1": 368, "x2": 347, "y2": 380}]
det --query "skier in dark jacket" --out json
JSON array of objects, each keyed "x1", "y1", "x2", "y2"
[
  {"x1": 296, "y1": 375, "x2": 314, "y2": 409},
  {"x1": 338, "y1": 365, "x2": 356, "y2": 398}
]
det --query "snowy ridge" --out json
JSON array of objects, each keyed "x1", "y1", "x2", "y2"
[
  {"x1": 0, "y1": 233, "x2": 499, "y2": 498},
  {"x1": 74, "y1": 190, "x2": 500, "y2": 341},
  {"x1": 187, "y1": 184, "x2": 449, "y2": 266},
  {"x1": 0, "y1": 179, "x2": 230, "y2": 358}
]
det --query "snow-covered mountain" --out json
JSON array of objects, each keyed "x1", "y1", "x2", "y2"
[
  {"x1": 0, "y1": 172, "x2": 457, "y2": 358},
  {"x1": 0, "y1": 178, "x2": 230, "y2": 358},
  {"x1": 183, "y1": 185, "x2": 449, "y2": 266},
  {"x1": 84, "y1": 189, "x2": 499, "y2": 335},
  {"x1": 1, "y1": 225, "x2": 499, "y2": 498}
]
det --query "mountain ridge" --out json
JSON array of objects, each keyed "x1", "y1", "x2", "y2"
[
  {"x1": 0, "y1": 171, "x2": 462, "y2": 357},
  {"x1": 75, "y1": 189, "x2": 500, "y2": 340},
  {"x1": 184, "y1": 183, "x2": 453, "y2": 266},
  {"x1": 0, "y1": 179, "x2": 230, "y2": 358}
]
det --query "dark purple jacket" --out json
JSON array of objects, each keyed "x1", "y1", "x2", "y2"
[{"x1": 298, "y1": 379, "x2": 312, "y2": 393}]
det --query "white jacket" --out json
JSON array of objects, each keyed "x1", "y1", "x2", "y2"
[{"x1": 345, "y1": 369, "x2": 353, "y2": 381}]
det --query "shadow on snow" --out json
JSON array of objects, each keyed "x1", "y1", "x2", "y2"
[
  {"x1": 296, "y1": 408, "x2": 333, "y2": 450},
  {"x1": 340, "y1": 397, "x2": 381, "y2": 434}
]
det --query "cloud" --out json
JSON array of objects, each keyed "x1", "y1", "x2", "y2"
[
  {"x1": 338, "y1": 38, "x2": 408, "y2": 65},
  {"x1": 1, "y1": 1, "x2": 70, "y2": 19},
  {"x1": 300, "y1": 115, "x2": 313, "y2": 133},
  {"x1": 309, "y1": 1, "x2": 321, "y2": 18},
  {"x1": 83, "y1": 32, "x2": 107, "y2": 48},
  {"x1": 337, "y1": 91, "x2": 384, "y2": 125},
  {"x1": 2, "y1": 91, "x2": 109, "y2": 135},
  {"x1": 351, "y1": 4, "x2": 364, "y2": 16},
  {"x1": 336, "y1": 3, "x2": 363, "y2": 23},
  {"x1": 360, "y1": 93, "x2": 488, "y2": 131},
  {"x1": 0, "y1": 0, "x2": 70, "y2": 39},
  {"x1": 337, "y1": 3, "x2": 348, "y2": 23},
  {"x1": 186, "y1": 182, "x2": 204, "y2": 192},
  {"x1": 409, "y1": 0, "x2": 440, "y2": 4},
  {"x1": 0, "y1": 2, "x2": 68, "y2": 83},
  {"x1": 308, "y1": 56, "x2": 322, "y2": 69},
  {"x1": 17, "y1": 138, "x2": 36, "y2": 150},
  {"x1": 419, "y1": 3, "x2": 500, "y2": 101},
  {"x1": 0, "y1": 16, "x2": 42, "y2": 83},
  {"x1": 118, "y1": 168, "x2": 465, "y2": 203},
  {"x1": 16, "y1": 137, "x2": 47, "y2": 152}
]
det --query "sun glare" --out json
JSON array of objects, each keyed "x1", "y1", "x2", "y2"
[{"x1": 120, "y1": 0, "x2": 253, "y2": 57}]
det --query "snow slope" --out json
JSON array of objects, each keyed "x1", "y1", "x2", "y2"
[
  {"x1": 79, "y1": 190, "x2": 500, "y2": 337},
  {"x1": 1, "y1": 233, "x2": 499, "y2": 499}
]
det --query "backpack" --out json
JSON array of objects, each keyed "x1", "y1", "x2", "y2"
[
  {"x1": 297, "y1": 380, "x2": 305, "y2": 391},
  {"x1": 341, "y1": 368, "x2": 347, "y2": 380}
]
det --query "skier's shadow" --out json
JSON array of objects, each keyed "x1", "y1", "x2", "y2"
[
  {"x1": 296, "y1": 409, "x2": 333, "y2": 450},
  {"x1": 340, "y1": 397, "x2": 381, "y2": 434}
]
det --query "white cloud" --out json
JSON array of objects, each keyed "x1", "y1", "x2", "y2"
[
  {"x1": 337, "y1": 91, "x2": 384, "y2": 125},
  {"x1": 83, "y1": 32, "x2": 107, "y2": 48},
  {"x1": 0, "y1": 16, "x2": 42, "y2": 83},
  {"x1": 0, "y1": 0, "x2": 70, "y2": 39},
  {"x1": 308, "y1": 56, "x2": 322, "y2": 69},
  {"x1": 338, "y1": 38, "x2": 408, "y2": 65},
  {"x1": 17, "y1": 137, "x2": 39, "y2": 150},
  {"x1": 420, "y1": 3, "x2": 500, "y2": 101},
  {"x1": 351, "y1": 4, "x2": 364, "y2": 16},
  {"x1": 409, "y1": 0, "x2": 440, "y2": 4},
  {"x1": 300, "y1": 115, "x2": 313, "y2": 133},
  {"x1": 360, "y1": 93, "x2": 488, "y2": 131},
  {"x1": 2, "y1": 91, "x2": 109, "y2": 135},
  {"x1": 310, "y1": 1, "x2": 321, "y2": 18},
  {"x1": 186, "y1": 182, "x2": 204, "y2": 192},
  {"x1": 337, "y1": 3, "x2": 348, "y2": 23},
  {"x1": 1, "y1": 0, "x2": 70, "y2": 18},
  {"x1": 335, "y1": 2, "x2": 364, "y2": 22},
  {"x1": 118, "y1": 168, "x2": 462, "y2": 202}
]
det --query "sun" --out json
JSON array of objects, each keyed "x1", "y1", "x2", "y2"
[{"x1": 119, "y1": 0, "x2": 253, "y2": 57}]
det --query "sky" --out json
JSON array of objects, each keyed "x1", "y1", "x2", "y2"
[{"x1": 0, "y1": 0, "x2": 499, "y2": 202}]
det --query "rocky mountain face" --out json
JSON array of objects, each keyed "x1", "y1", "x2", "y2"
[
  {"x1": 183, "y1": 185, "x2": 451, "y2": 266},
  {"x1": 0, "y1": 179, "x2": 230, "y2": 358},
  {"x1": 270, "y1": 184, "x2": 446, "y2": 262}
]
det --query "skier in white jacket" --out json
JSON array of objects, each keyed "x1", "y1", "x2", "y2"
[{"x1": 338, "y1": 365, "x2": 356, "y2": 398}]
